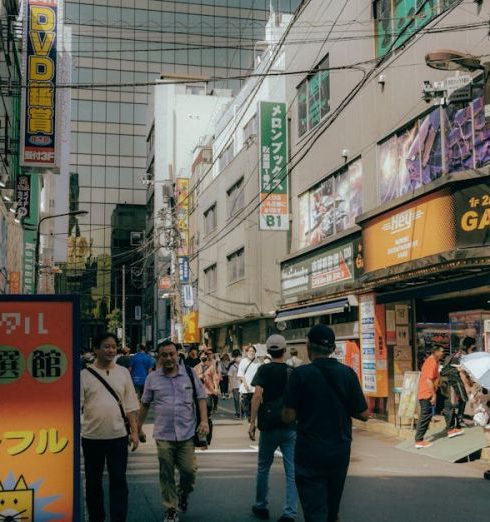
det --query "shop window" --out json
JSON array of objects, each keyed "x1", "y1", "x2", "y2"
[
  {"x1": 204, "y1": 264, "x2": 217, "y2": 293},
  {"x1": 298, "y1": 158, "x2": 363, "y2": 249},
  {"x1": 204, "y1": 203, "x2": 217, "y2": 235},
  {"x1": 227, "y1": 248, "x2": 245, "y2": 283},
  {"x1": 378, "y1": 85, "x2": 490, "y2": 205},
  {"x1": 373, "y1": 1, "x2": 457, "y2": 58},
  {"x1": 227, "y1": 177, "x2": 244, "y2": 217},
  {"x1": 297, "y1": 55, "x2": 330, "y2": 138}
]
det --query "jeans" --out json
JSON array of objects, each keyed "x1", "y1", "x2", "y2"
[
  {"x1": 82, "y1": 436, "x2": 129, "y2": 522},
  {"x1": 255, "y1": 429, "x2": 297, "y2": 519},
  {"x1": 415, "y1": 399, "x2": 433, "y2": 442},
  {"x1": 295, "y1": 455, "x2": 349, "y2": 522},
  {"x1": 232, "y1": 388, "x2": 241, "y2": 416},
  {"x1": 241, "y1": 392, "x2": 253, "y2": 420},
  {"x1": 157, "y1": 439, "x2": 196, "y2": 510},
  {"x1": 443, "y1": 390, "x2": 466, "y2": 430}
]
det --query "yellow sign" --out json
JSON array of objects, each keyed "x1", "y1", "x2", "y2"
[{"x1": 183, "y1": 312, "x2": 200, "y2": 344}]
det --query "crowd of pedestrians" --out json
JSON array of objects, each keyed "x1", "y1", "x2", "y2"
[{"x1": 80, "y1": 327, "x2": 370, "y2": 522}]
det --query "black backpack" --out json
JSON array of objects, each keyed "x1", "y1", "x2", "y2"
[{"x1": 257, "y1": 366, "x2": 293, "y2": 431}]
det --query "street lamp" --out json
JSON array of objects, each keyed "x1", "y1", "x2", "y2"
[
  {"x1": 34, "y1": 210, "x2": 88, "y2": 293},
  {"x1": 425, "y1": 49, "x2": 490, "y2": 121}
]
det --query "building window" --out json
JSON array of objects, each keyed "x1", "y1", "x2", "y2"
[
  {"x1": 227, "y1": 177, "x2": 244, "y2": 216},
  {"x1": 218, "y1": 140, "x2": 235, "y2": 172},
  {"x1": 204, "y1": 203, "x2": 217, "y2": 235},
  {"x1": 227, "y1": 248, "x2": 245, "y2": 283},
  {"x1": 204, "y1": 264, "x2": 217, "y2": 293},
  {"x1": 243, "y1": 113, "x2": 257, "y2": 143},
  {"x1": 373, "y1": 1, "x2": 457, "y2": 58},
  {"x1": 297, "y1": 55, "x2": 330, "y2": 137}
]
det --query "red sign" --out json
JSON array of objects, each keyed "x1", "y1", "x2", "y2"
[{"x1": 0, "y1": 297, "x2": 80, "y2": 521}]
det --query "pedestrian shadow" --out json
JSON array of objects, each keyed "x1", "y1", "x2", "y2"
[{"x1": 342, "y1": 475, "x2": 489, "y2": 522}]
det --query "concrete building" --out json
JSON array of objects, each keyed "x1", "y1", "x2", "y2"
[
  {"x1": 276, "y1": 0, "x2": 490, "y2": 421},
  {"x1": 64, "y1": 0, "x2": 301, "y2": 335},
  {"x1": 145, "y1": 79, "x2": 232, "y2": 344},
  {"x1": 195, "y1": 13, "x2": 292, "y2": 350}
]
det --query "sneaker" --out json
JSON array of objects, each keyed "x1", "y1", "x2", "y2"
[
  {"x1": 178, "y1": 493, "x2": 188, "y2": 514},
  {"x1": 415, "y1": 440, "x2": 433, "y2": 449},
  {"x1": 252, "y1": 506, "x2": 270, "y2": 520},
  {"x1": 447, "y1": 428, "x2": 464, "y2": 438},
  {"x1": 164, "y1": 509, "x2": 179, "y2": 522}
]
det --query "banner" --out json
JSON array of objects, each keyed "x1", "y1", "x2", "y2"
[
  {"x1": 0, "y1": 297, "x2": 80, "y2": 521},
  {"x1": 359, "y1": 294, "x2": 388, "y2": 397},
  {"x1": 8, "y1": 272, "x2": 20, "y2": 294},
  {"x1": 259, "y1": 101, "x2": 289, "y2": 231},
  {"x1": 175, "y1": 179, "x2": 189, "y2": 256},
  {"x1": 21, "y1": 0, "x2": 59, "y2": 167},
  {"x1": 183, "y1": 312, "x2": 199, "y2": 344},
  {"x1": 23, "y1": 230, "x2": 36, "y2": 295},
  {"x1": 363, "y1": 190, "x2": 455, "y2": 272},
  {"x1": 15, "y1": 175, "x2": 31, "y2": 219},
  {"x1": 281, "y1": 236, "x2": 363, "y2": 300},
  {"x1": 453, "y1": 182, "x2": 490, "y2": 247},
  {"x1": 178, "y1": 257, "x2": 190, "y2": 284}
]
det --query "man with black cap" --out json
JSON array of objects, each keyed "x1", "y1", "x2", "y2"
[
  {"x1": 249, "y1": 334, "x2": 297, "y2": 522},
  {"x1": 283, "y1": 324, "x2": 368, "y2": 522}
]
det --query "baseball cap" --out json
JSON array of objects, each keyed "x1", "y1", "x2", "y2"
[
  {"x1": 266, "y1": 334, "x2": 287, "y2": 352},
  {"x1": 307, "y1": 324, "x2": 335, "y2": 349}
]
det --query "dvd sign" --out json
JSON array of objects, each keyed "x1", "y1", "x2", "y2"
[{"x1": 21, "y1": 0, "x2": 58, "y2": 167}]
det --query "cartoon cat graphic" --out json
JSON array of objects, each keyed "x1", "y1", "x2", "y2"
[{"x1": 0, "y1": 475, "x2": 34, "y2": 522}]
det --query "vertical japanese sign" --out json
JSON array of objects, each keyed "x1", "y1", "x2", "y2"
[
  {"x1": 15, "y1": 175, "x2": 31, "y2": 219},
  {"x1": 259, "y1": 101, "x2": 289, "y2": 231},
  {"x1": 21, "y1": 0, "x2": 59, "y2": 167},
  {"x1": 359, "y1": 294, "x2": 388, "y2": 397},
  {"x1": 0, "y1": 297, "x2": 80, "y2": 521},
  {"x1": 175, "y1": 179, "x2": 189, "y2": 256}
]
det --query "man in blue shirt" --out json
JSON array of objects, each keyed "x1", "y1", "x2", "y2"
[{"x1": 130, "y1": 344, "x2": 155, "y2": 397}]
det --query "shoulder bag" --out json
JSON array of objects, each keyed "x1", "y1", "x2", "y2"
[
  {"x1": 86, "y1": 367, "x2": 131, "y2": 436},
  {"x1": 258, "y1": 366, "x2": 293, "y2": 431},
  {"x1": 184, "y1": 365, "x2": 213, "y2": 447}
]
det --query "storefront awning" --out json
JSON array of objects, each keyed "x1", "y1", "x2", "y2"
[{"x1": 275, "y1": 296, "x2": 357, "y2": 322}]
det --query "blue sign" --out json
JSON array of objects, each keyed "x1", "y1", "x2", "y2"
[{"x1": 178, "y1": 257, "x2": 190, "y2": 283}]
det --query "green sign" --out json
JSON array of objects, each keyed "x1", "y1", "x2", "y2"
[
  {"x1": 281, "y1": 236, "x2": 363, "y2": 300},
  {"x1": 22, "y1": 173, "x2": 39, "y2": 294},
  {"x1": 259, "y1": 101, "x2": 289, "y2": 231}
]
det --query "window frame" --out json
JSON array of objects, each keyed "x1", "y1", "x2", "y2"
[
  {"x1": 204, "y1": 263, "x2": 217, "y2": 293},
  {"x1": 203, "y1": 203, "x2": 217, "y2": 235},
  {"x1": 227, "y1": 247, "x2": 245, "y2": 284},
  {"x1": 226, "y1": 177, "x2": 244, "y2": 217}
]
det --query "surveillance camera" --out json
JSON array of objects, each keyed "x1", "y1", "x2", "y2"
[
  {"x1": 341, "y1": 149, "x2": 349, "y2": 159},
  {"x1": 424, "y1": 80, "x2": 431, "y2": 88},
  {"x1": 377, "y1": 74, "x2": 386, "y2": 85}
]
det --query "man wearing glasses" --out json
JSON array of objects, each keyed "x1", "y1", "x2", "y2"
[{"x1": 138, "y1": 340, "x2": 209, "y2": 522}]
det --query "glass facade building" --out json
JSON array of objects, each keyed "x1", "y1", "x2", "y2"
[{"x1": 63, "y1": 0, "x2": 300, "y2": 346}]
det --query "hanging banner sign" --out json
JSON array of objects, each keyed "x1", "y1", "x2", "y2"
[
  {"x1": 15, "y1": 175, "x2": 31, "y2": 219},
  {"x1": 0, "y1": 296, "x2": 80, "y2": 521},
  {"x1": 178, "y1": 257, "x2": 190, "y2": 284},
  {"x1": 259, "y1": 101, "x2": 289, "y2": 231},
  {"x1": 175, "y1": 179, "x2": 189, "y2": 255},
  {"x1": 23, "y1": 230, "x2": 36, "y2": 295},
  {"x1": 21, "y1": 0, "x2": 59, "y2": 167}
]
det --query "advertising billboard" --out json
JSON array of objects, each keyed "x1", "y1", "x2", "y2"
[
  {"x1": 21, "y1": 0, "x2": 60, "y2": 167},
  {"x1": 175, "y1": 179, "x2": 189, "y2": 256},
  {"x1": 0, "y1": 296, "x2": 80, "y2": 521},
  {"x1": 259, "y1": 101, "x2": 289, "y2": 231},
  {"x1": 281, "y1": 236, "x2": 363, "y2": 300},
  {"x1": 362, "y1": 190, "x2": 456, "y2": 273}
]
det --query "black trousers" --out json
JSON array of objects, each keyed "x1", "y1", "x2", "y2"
[
  {"x1": 295, "y1": 459, "x2": 349, "y2": 522},
  {"x1": 415, "y1": 399, "x2": 433, "y2": 442},
  {"x1": 82, "y1": 437, "x2": 129, "y2": 522},
  {"x1": 241, "y1": 392, "x2": 254, "y2": 420}
]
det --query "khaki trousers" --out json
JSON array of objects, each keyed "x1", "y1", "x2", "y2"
[{"x1": 156, "y1": 439, "x2": 196, "y2": 510}]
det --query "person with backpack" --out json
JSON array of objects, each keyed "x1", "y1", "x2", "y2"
[
  {"x1": 282, "y1": 325, "x2": 368, "y2": 522},
  {"x1": 248, "y1": 335, "x2": 297, "y2": 522},
  {"x1": 441, "y1": 336, "x2": 475, "y2": 438}
]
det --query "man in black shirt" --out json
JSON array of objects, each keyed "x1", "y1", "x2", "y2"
[
  {"x1": 283, "y1": 325, "x2": 368, "y2": 522},
  {"x1": 249, "y1": 335, "x2": 297, "y2": 522}
]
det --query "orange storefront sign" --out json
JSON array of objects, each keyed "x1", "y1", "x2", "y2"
[
  {"x1": 363, "y1": 191, "x2": 455, "y2": 272},
  {"x1": 0, "y1": 297, "x2": 79, "y2": 521},
  {"x1": 8, "y1": 272, "x2": 20, "y2": 294}
]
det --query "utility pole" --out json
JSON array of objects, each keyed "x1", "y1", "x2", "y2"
[{"x1": 122, "y1": 264, "x2": 126, "y2": 349}]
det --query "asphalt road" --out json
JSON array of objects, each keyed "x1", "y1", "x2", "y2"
[{"x1": 82, "y1": 398, "x2": 490, "y2": 522}]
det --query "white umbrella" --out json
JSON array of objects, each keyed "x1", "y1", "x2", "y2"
[{"x1": 461, "y1": 352, "x2": 490, "y2": 389}]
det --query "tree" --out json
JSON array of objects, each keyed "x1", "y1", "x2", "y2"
[{"x1": 106, "y1": 308, "x2": 122, "y2": 334}]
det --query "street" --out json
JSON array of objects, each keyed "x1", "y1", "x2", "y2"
[{"x1": 84, "y1": 400, "x2": 490, "y2": 522}]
